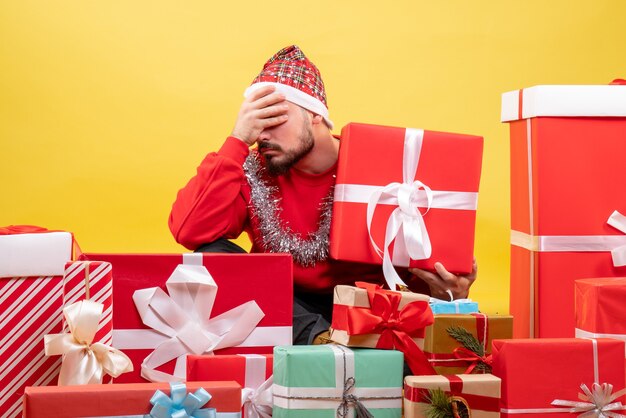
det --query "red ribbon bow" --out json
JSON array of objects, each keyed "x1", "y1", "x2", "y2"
[
  {"x1": 344, "y1": 282, "x2": 436, "y2": 375},
  {"x1": 452, "y1": 347, "x2": 493, "y2": 374},
  {"x1": 0, "y1": 225, "x2": 51, "y2": 235}
]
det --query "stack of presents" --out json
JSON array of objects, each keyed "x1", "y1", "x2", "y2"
[{"x1": 2, "y1": 81, "x2": 626, "y2": 418}]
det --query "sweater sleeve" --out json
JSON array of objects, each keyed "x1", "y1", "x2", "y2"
[{"x1": 168, "y1": 137, "x2": 251, "y2": 250}]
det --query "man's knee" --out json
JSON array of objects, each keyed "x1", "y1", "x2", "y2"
[{"x1": 195, "y1": 239, "x2": 247, "y2": 254}]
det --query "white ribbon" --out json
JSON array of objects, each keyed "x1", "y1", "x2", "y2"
[
  {"x1": 239, "y1": 354, "x2": 273, "y2": 418},
  {"x1": 511, "y1": 210, "x2": 626, "y2": 267},
  {"x1": 44, "y1": 300, "x2": 133, "y2": 385},
  {"x1": 243, "y1": 375, "x2": 273, "y2": 418},
  {"x1": 131, "y1": 260, "x2": 265, "y2": 382},
  {"x1": 334, "y1": 128, "x2": 479, "y2": 291},
  {"x1": 576, "y1": 329, "x2": 626, "y2": 356},
  {"x1": 367, "y1": 129, "x2": 432, "y2": 290},
  {"x1": 551, "y1": 383, "x2": 626, "y2": 418},
  {"x1": 113, "y1": 326, "x2": 291, "y2": 350}
]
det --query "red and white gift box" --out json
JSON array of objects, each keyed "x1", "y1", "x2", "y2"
[
  {"x1": 187, "y1": 354, "x2": 273, "y2": 417},
  {"x1": 502, "y1": 83, "x2": 626, "y2": 338},
  {"x1": 330, "y1": 122, "x2": 483, "y2": 290},
  {"x1": 0, "y1": 227, "x2": 74, "y2": 418},
  {"x1": 62, "y1": 261, "x2": 113, "y2": 345},
  {"x1": 493, "y1": 338, "x2": 626, "y2": 418},
  {"x1": 79, "y1": 253, "x2": 293, "y2": 383},
  {"x1": 575, "y1": 277, "x2": 626, "y2": 347}
]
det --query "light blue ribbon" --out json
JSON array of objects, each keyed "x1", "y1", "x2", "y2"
[
  {"x1": 87, "y1": 383, "x2": 241, "y2": 418},
  {"x1": 148, "y1": 383, "x2": 215, "y2": 418}
]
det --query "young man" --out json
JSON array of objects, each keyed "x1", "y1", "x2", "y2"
[{"x1": 169, "y1": 45, "x2": 477, "y2": 344}]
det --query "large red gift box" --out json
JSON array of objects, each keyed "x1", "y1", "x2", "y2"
[
  {"x1": 79, "y1": 253, "x2": 292, "y2": 383},
  {"x1": 575, "y1": 277, "x2": 626, "y2": 344},
  {"x1": 23, "y1": 381, "x2": 241, "y2": 417},
  {"x1": 492, "y1": 338, "x2": 626, "y2": 418},
  {"x1": 0, "y1": 227, "x2": 74, "y2": 418},
  {"x1": 502, "y1": 84, "x2": 626, "y2": 338},
  {"x1": 330, "y1": 123, "x2": 483, "y2": 289}
]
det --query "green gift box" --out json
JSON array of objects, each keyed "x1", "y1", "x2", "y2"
[{"x1": 273, "y1": 344, "x2": 403, "y2": 418}]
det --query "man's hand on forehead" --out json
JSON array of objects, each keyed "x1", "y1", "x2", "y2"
[{"x1": 231, "y1": 85, "x2": 289, "y2": 146}]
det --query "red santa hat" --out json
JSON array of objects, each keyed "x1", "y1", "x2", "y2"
[{"x1": 244, "y1": 45, "x2": 333, "y2": 129}]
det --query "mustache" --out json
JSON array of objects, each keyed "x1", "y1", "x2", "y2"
[{"x1": 258, "y1": 141, "x2": 282, "y2": 152}]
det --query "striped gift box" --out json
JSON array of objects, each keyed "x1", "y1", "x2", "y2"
[
  {"x1": 0, "y1": 261, "x2": 112, "y2": 418},
  {"x1": 0, "y1": 275, "x2": 64, "y2": 418},
  {"x1": 62, "y1": 261, "x2": 113, "y2": 346},
  {"x1": 0, "y1": 229, "x2": 74, "y2": 418}
]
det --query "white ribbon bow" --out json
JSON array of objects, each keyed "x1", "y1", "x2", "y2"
[
  {"x1": 133, "y1": 263, "x2": 265, "y2": 382},
  {"x1": 608, "y1": 211, "x2": 626, "y2": 267},
  {"x1": 366, "y1": 128, "x2": 433, "y2": 290},
  {"x1": 552, "y1": 383, "x2": 626, "y2": 418},
  {"x1": 44, "y1": 300, "x2": 133, "y2": 385},
  {"x1": 242, "y1": 376, "x2": 274, "y2": 418}
]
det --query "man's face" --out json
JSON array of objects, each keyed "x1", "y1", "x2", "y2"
[{"x1": 257, "y1": 102, "x2": 314, "y2": 176}]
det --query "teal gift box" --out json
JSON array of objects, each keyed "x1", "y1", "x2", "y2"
[{"x1": 273, "y1": 344, "x2": 403, "y2": 418}]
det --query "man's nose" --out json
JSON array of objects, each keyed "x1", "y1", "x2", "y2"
[{"x1": 258, "y1": 130, "x2": 271, "y2": 142}]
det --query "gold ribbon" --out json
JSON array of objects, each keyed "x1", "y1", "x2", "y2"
[
  {"x1": 84, "y1": 261, "x2": 90, "y2": 300},
  {"x1": 552, "y1": 383, "x2": 626, "y2": 418},
  {"x1": 44, "y1": 300, "x2": 133, "y2": 385}
]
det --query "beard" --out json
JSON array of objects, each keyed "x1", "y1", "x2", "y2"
[{"x1": 260, "y1": 123, "x2": 315, "y2": 176}]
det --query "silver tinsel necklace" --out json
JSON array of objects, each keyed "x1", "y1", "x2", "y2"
[{"x1": 243, "y1": 152, "x2": 333, "y2": 267}]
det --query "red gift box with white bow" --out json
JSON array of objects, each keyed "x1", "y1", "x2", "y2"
[
  {"x1": 493, "y1": 338, "x2": 626, "y2": 418},
  {"x1": 187, "y1": 354, "x2": 273, "y2": 418},
  {"x1": 329, "y1": 122, "x2": 483, "y2": 290},
  {"x1": 80, "y1": 253, "x2": 292, "y2": 383}
]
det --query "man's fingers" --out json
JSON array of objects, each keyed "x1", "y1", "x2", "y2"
[
  {"x1": 259, "y1": 114, "x2": 289, "y2": 129},
  {"x1": 249, "y1": 91, "x2": 286, "y2": 109},
  {"x1": 256, "y1": 103, "x2": 289, "y2": 119},
  {"x1": 434, "y1": 262, "x2": 457, "y2": 284},
  {"x1": 246, "y1": 85, "x2": 277, "y2": 102},
  {"x1": 409, "y1": 267, "x2": 445, "y2": 287},
  {"x1": 470, "y1": 257, "x2": 478, "y2": 279}
]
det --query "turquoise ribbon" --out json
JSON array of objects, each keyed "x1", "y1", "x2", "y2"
[{"x1": 149, "y1": 383, "x2": 215, "y2": 418}]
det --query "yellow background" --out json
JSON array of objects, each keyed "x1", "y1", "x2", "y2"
[{"x1": 2, "y1": 1, "x2": 625, "y2": 314}]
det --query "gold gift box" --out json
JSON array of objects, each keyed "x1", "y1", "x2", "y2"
[
  {"x1": 404, "y1": 374, "x2": 501, "y2": 418},
  {"x1": 423, "y1": 314, "x2": 513, "y2": 374}
]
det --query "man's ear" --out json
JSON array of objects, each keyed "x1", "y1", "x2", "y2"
[{"x1": 310, "y1": 113, "x2": 324, "y2": 125}]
